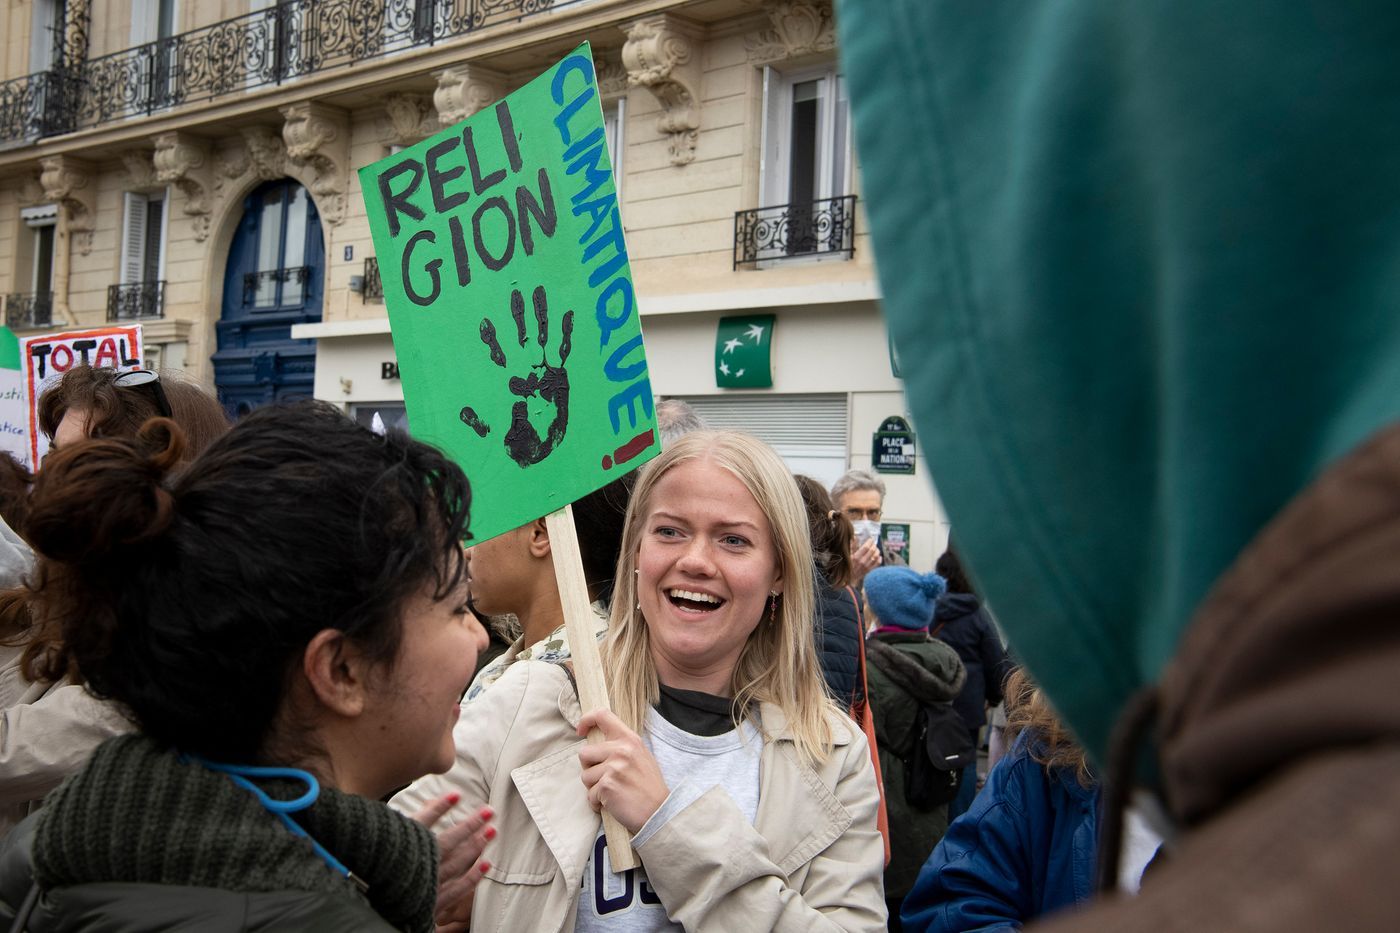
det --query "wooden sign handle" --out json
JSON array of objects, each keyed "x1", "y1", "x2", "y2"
[{"x1": 545, "y1": 505, "x2": 639, "y2": 872}]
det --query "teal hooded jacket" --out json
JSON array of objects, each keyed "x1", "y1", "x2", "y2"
[{"x1": 834, "y1": 0, "x2": 1400, "y2": 763}]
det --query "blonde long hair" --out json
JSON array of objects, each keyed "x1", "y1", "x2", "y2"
[{"x1": 603, "y1": 431, "x2": 836, "y2": 765}]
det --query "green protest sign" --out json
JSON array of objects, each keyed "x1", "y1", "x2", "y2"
[{"x1": 360, "y1": 42, "x2": 661, "y2": 545}]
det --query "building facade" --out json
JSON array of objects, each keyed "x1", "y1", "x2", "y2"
[{"x1": 0, "y1": 0, "x2": 949, "y2": 567}]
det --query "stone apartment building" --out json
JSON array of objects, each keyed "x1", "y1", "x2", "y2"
[{"x1": 0, "y1": 0, "x2": 949, "y2": 567}]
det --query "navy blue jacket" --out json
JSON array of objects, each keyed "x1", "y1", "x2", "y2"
[
  {"x1": 814, "y1": 577, "x2": 864, "y2": 712},
  {"x1": 932, "y1": 593, "x2": 1012, "y2": 736},
  {"x1": 901, "y1": 732, "x2": 1099, "y2": 932}
]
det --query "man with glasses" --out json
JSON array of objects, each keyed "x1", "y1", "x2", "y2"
[{"x1": 831, "y1": 468, "x2": 905, "y2": 588}]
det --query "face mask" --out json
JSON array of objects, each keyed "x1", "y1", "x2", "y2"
[{"x1": 852, "y1": 519, "x2": 881, "y2": 545}]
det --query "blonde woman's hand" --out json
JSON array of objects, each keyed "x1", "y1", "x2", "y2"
[
  {"x1": 577, "y1": 709, "x2": 669, "y2": 834},
  {"x1": 411, "y1": 793, "x2": 496, "y2": 932}
]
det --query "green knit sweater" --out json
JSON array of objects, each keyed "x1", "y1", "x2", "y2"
[{"x1": 31, "y1": 735, "x2": 437, "y2": 932}]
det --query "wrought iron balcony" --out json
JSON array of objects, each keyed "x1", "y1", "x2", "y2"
[
  {"x1": 1, "y1": 0, "x2": 568, "y2": 145},
  {"x1": 107, "y1": 281, "x2": 165, "y2": 321},
  {"x1": 733, "y1": 195, "x2": 858, "y2": 269},
  {"x1": 243, "y1": 266, "x2": 311, "y2": 308},
  {"x1": 364, "y1": 257, "x2": 383, "y2": 302},
  {"x1": 0, "y1": 71, "x2": 83, "y2": 141},
  {"x1": 3, "y1": 292, "x2": 54, "y2": 330}
]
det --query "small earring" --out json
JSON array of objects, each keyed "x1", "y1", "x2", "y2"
[
  {"x1": 768, "y1": 591, "x2": 778, "y2": 625},
  {"x1": 635, "y1": 568, "x2": 641, "y2": 610}
]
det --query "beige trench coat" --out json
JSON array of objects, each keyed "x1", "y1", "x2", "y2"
[
  {"x1": 0, "y1": 645, "x2": 130, "y2": 837},
  {"x1": 397, "y1": 660, "x2": 887, "y2": 932}
]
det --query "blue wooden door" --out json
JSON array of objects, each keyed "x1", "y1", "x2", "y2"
[{"x1": 213, "y1": 179, "x2": 323, "y2": 419}]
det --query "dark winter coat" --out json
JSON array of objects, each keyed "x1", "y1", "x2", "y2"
[
  {"x1": 864, "y1": 631, "x2": 965, "y2": 898},
  {"x1": 815, "y1": 577, "x2": 864, "y2": 712},
  {"x1": 931, "y1": 593, "x2": 1012, "y2": 737},
  {"x1": 900, "y1": 731, "x2": 1099, "y2": 933},
  {"x1": 0, "y1": 735, "x2": 436, "y2": 932}
]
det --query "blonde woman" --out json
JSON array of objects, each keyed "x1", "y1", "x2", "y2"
[{"x1": 399, "y1": 431, "x2": 887, "y2": 931}]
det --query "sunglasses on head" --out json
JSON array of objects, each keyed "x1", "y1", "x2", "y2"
[{"x1": 113, "y1": 369, "x2": 173, "y2": 420}]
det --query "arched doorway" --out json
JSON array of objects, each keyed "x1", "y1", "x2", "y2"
[{"x1": 212, "y1": 178, "x2": 323, "y2": 418}]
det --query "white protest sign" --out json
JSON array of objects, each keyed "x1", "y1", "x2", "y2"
[
  {"x1": 20, "y1": 325, "x2": 144, "y2": 468},
  {"x1": 0, "y1": 328, "x2": 25, "y2": 465}
]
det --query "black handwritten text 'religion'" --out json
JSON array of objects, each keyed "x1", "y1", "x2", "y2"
[{"x1": 376, "y1": 100, "x2": 559, "y2": 305}]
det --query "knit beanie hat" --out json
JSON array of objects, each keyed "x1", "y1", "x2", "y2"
[{"x1": 864, "y1": 567, "x2": 947, "y2": 630}]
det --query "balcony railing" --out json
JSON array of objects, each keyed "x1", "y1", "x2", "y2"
[
  {"x1": 107, "y1": 281, "x2": 165, "y2": 321},
  {"x1": 364, "y1": 256, "x2": 383, "y2": 301},
  {"x1": 1, "y1": 0, "x2": 569, "y2": 145},
  {"x1": 733, "y1": 195, "x2": 858, "y2": 269},
  {"x1": 3, "y1": 292, "x2": 54, "y2": 330},
  {"x1": 243, "y1": 266, "x2": 311, "y2": 308}
]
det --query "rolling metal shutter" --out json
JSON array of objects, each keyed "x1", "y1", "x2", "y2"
[{"x1": 673, "y1": 394, "x2": 849, "y2": 486}]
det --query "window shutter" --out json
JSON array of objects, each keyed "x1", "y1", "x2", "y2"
[
  {"x1": 121, "y1": 192, "x2": 149, "y2": 284},
  {"x1": 673, "y1": 394, "x2": 850, "y2": 487}
]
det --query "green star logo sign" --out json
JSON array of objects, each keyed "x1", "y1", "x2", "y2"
[{"x1": 715, "y1": 314, "x2": 774, "y2": 388}]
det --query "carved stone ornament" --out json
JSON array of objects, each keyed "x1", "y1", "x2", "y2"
[
  {"x1": 210, "y1": 127, "x2": 282, "y2": 210},
  {"x1": 593, "y1": 47, "x2": 629, "y2": 98},
  {"x1": 153, "y1": 132, "x2": 214, "y2": 242},
  {"x1": 433, "y1": 65, "x2": 508, "y2": 127},
  {"x1": 120, "y1": 150, "x2": 156, "y2": 188},
  {"x1": 243, "y1": 126, "x2": 288, "y2": 181},
  {"x1": 744, "y1": 0, "x2": 836, "y2": 64},
  {"x1": 377, "y1": 92, "x2": 438, "y2": 147},
  {"x1": 281, "y1": 101, "x2": 350, "y2": 226},
  {"x1": 622, "y1": 15, "x2": 703, "y2": 166},
  {"x1": 39, "y1": 156, "x2": 95, "y2": 255},
  {"x1": 213, "y1": 145, "x2": 250, "y2": 194}
]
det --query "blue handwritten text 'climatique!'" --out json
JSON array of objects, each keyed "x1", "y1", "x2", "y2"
[{"x1": 551, "y1": 54, "x2": 653, "y2": 470}]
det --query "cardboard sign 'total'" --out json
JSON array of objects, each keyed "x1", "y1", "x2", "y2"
[{"x1": 360, "y1": 43, "x2": 660, "y2": 545}]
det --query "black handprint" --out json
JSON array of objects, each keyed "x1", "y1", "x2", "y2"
[{"x1": 460, "y1": 285, "x2": 574, "y2": 468}]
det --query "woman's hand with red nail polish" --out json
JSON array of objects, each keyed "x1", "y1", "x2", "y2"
[{"x1": 411, "y1": 792, "x2": 495, "y2": 931}]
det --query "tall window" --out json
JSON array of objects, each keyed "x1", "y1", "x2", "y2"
[
  {"x1": 131, "y1": 0, "x2": 178, "y2": 110},
  {"x1": 7, "y1": 205, "x2": 57, "y2": 328},
  {"x1": 30, "y1": 224, "x2": 56, "y2": 301},
  {"x1": 29, "y1": 0, "x2": 65, "y2": 71},
  {"x1": 120, "y1": 190, "x2": 167, "y2": 285},
  {"x1": 750, "y1": 64, "x2": 855, "y2": 262},
  {"x1": 603, "y1": 97, "x2": 626, "y2": 204},
  {"x1": 762, "y1": 64, "x2": 852, "y2": 209},
  {"x1": 248, "y1": 182, "x2": 310, "y2": 308}
]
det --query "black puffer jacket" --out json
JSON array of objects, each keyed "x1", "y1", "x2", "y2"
[
  {"x1": 932, "y1": 592, "x2": 1013, "y2": 737},
  {"x1": 814, "y1": 575, "x2": 864, "y2": 712}
]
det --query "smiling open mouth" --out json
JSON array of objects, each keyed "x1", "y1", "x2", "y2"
[{"x1": 667, "y1": 588, "x2": 726, "y2": 612}]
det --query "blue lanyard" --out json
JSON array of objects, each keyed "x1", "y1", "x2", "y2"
[{"x1": 183, "y1": 756, "x2": 369, "y2": 893}]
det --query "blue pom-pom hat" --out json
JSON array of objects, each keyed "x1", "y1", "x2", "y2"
[{"x1": 863, "y1": 567, "x2": 948, "y2": 631}]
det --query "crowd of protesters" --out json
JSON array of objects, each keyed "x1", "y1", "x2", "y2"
[
  {"x1": 0, "y1": 0, "x2": 1392, "y2": 924},
  {"x1": 0, "y1": 372, "x2": 1160, "y2": 932}
]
